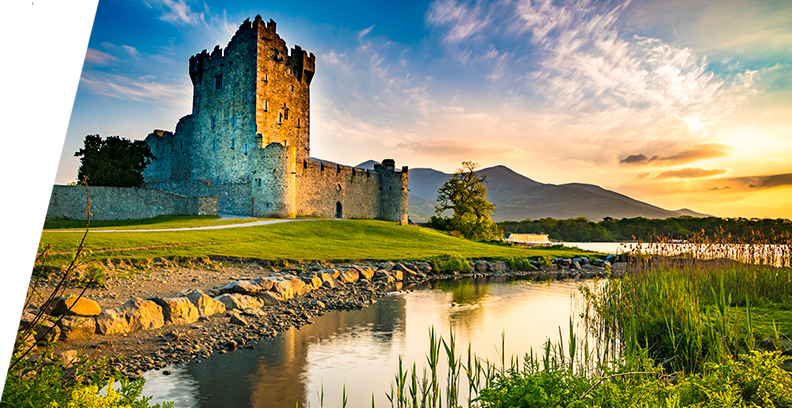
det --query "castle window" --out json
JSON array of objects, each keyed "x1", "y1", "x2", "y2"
[
  {"x1": 337, "y1": 184, "x2": 342, "y2": 192},
  {"x1": 278, "y1": 112, "x2": 282, "y2": 124},
  {"x1": 291, "y1": 85, "x2": 294, "y2": 92},
  {"x1": 244, "y1": 93, "x2": 249, "y2": 103},
  {"x1": 336, "y1": 164, "x2": 340, "y2": 174},
  {"x1": 264, "y1": 100, "x2": 268, "y2": 111},
  {"x1": 243, "y1": 143, "x2": 249, "y2": 155},
  {"x1": 212, "y1": 139, "x2": 217, "y2": 152},
  {"x1": 284, "y1": 108, "x2": 289, "y2": 120},
  {"x1": 320, "y1": 163, "x2": 324, "y2": 171},
  {"x1": 231, "y1": 115, "x2": 236, "y2": 126},
  {"x1": 263, "y1": 73, "x2": 268, "y2": 82},
  {"x1": 211, "y1": 116, "x2": 216, "y2": 130},
  {"x1": 297, "y1": 118, "x2": 300, "y2": 128},
  {"x1": 255, "y1": 178, "x2": 261, "y2": 187},
  {"x1": 215, "y1": 74, "x2": 223, "y2": 90},
  {"x1": 231, "y1": 139, "x2": 235, "y2": 150},
  {"x1": 303, "y1": 159, "x2": 307, "y2": 169}
]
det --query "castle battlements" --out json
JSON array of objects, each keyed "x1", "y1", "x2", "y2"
[{"x1": 143, "y1": 16, "x2": 408, "y2": 224}]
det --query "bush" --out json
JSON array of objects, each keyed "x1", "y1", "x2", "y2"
[
  {"x1": 435, "y1": 254, "x2": 471, "y2": 273},
  {"x1": 506, "y1": 256, "x2": 536, "y2": 271}
]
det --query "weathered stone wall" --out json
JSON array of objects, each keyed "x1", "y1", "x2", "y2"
[
  {"x1": 142, "y1": 181, "x2": 251, "y2": 216},
  {"x1": 46, "y1": 186, "x2": 218, "y2": 221},
  {"x1": 296, "y1": 159, "x2": 381, "y2": 219}
]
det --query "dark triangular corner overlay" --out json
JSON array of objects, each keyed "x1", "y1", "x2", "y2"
[
  {"x1": 0, "y1": 258, "x2": 25, "y2": 391},
  {"x1": 0, "y1": 2, "x2": 63, "y2": 140}
]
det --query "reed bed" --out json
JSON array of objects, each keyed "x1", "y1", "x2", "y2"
[{"x1": 325, "y1": 236, "x2": 792, "y2": 407}]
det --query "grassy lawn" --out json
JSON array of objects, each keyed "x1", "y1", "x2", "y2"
[
  {"x1": 43, "y1": 215, "x2": 271, "y2": 230},
  {"x1": 38, "y1": 219, "x2": 602, "y2": 264}
]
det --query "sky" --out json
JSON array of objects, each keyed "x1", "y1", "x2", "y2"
[{"x1": 49, "y1": 0, "x2": 792, "y2": 220}]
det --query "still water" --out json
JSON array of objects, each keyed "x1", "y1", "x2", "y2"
[{"x1": 141, "y1": 277, "x2": 594, "y2": 408}]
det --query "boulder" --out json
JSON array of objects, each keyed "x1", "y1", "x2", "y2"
[
  {"x1": 217, "y1": 280, "x2": 265, "y2": 295},
  {"x1": 31, "y1": 319, "x2": 61, "y2": 343},
  {"x1": 380, "y1": 262, "x2": 395, "y2": 271},
  {"x1": 321, "y1": 275, "x2": 343, "y2": 289},
  {"x1": 95, "y1": 308, "x2": 130, "y2": 335},
  {"x1": 149, "y1": 297, "x2": 199, "y2": 325},
  {"x1": 241, "y1": 307, "x2": 266, "y2": 318},
  {"x1": 121, "y1": 297, "x2": 164, "y2": 331},
  {"x1": 287, "y1": 276, "x2": 310, "y2": 296},
  {"x1": 185, "y1": 290, "x2": 226, "y2": 316},
  {"x1": 474, "y1": 261, "x2": 489, "y2": 273},
  {"x1": 491, "y1": 261, "x2": 509, "y2": 273},
  {"x1": 214, "y1": 293, "x2": 263, "y2": 311},
  {"x1": 54, "y1": 349, "x2": 79, "y2": 366},
  {"x1": 300, "y1": 273, "x2": 323, "y2": 290},
  {"x1": 337, "y1": 269, "x2": 360, "y2": 284},
  {"x1": 229, "y1": 313, "x2": 248, "y2": 326},
  {"x1": 413, "y1": 262, "x2": 432, "y2": 274},
  {"x1": 395, "y1": 263, "x2": 419, "y2": 276},
  {"x1": 47, "y1": 296, "x2": 101, "y2": 317},
  {"x1": 270, "y1": 279, "x2": 294, "y2": 300},
  {"x1": 390, "y1": 269, "x2": 404, "y2": 281},
  {"x1": 257, "y1": 291, "x2": 282, "y2": 306},
  {"x1": 58, "y1": 316, "x2": 95, "y2": 341},
  {"x1": 355, "y1": 266, "x2": 375, "y2": 281},
  {"x1": 252, "y1": 277, "x2": 275, "y2": 291},
  {"x1": 376, "y1": 274, "x2": 396, "y2": 284}
]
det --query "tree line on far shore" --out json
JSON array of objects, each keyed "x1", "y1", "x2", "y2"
[{"x1": 497, "y1": 216, "x2": 792, "y2": 242}]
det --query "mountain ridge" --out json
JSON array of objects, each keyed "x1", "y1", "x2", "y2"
[{"x1": 401, "y1": 164, "x2": 709, "y2": 222}]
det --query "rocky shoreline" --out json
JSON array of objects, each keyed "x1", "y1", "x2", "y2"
[{"x1": 24, "y1": 257, "x2": 622, "y2": 380}]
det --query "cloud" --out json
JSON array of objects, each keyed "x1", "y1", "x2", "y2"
[
  {"x1": 426, "y1": 0, "x2": 490, "y2": 42},
  {"x1": 358, "y1": 25, "x2": 374, "y2": 40},
  {"x1": 84, "y1": 48, "x2": 117, "y2": 65},
  {"x1": 79, "y1": 72, "x2": 191, "y2": 104},
  {"x1": 620, "y1": 143, "x2": 733, "y2": 165},
  {"x1": 121, "y1": 45, "x2": 140, "y2": 58},
  {"x1": 725, "y1": 173, "x2": 792, "y2": 190},
  {"x1": 145, "y1": 0, "x2": 204, "y2": 26},
  {"x1": 656, "y1": 167, "x2": 730, "y2": 179},
  {"x1": 395, "y1": 140, "x2": 524, "y2": 159}
]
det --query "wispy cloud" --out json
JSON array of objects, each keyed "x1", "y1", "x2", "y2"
[
  {"x1": 426, "y1": 0, "x2": 490, "y2": 42},
  {"x1": 620, "y1": 143, "x2": 733, "y2": 166},
  {"x1": 79, "y1": 72, "x2": 191, "y2": 104},
  {"x1": 656, "y1": 167, "x2": 730, "y2": 179},
  {"x1": 145, "y1": 0, "x2": 205, "y2": 26},
  {"x1": 84, "y1": 48, "x2": 117, "y2": 65},
  {"x1": 358, "y1": 25, "x2": 375, "y2": 40}
]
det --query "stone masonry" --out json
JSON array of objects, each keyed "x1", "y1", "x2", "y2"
[{"x1": 142, "y1": 16, "x2": 409, "y2": 223}]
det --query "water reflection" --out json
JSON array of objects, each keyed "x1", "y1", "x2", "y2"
[{"x1": 143, "y1": 277, "x2": 591, "y2": 408}]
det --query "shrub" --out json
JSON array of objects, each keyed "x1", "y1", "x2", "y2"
[{"x1": 435, "y1": 255, "x2": 471, "y2": 273}]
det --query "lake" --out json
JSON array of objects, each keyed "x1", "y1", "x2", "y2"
[{"x1": 140, "y1": 276, "x2": 596, "y2": 407}]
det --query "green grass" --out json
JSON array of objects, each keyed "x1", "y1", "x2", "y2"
[
  {"x1": 39, "y1": 219, "x2": 600, "y2": 264},
  {"x1": 43, "y1": 215, "x2": 270, "y2": 230}
]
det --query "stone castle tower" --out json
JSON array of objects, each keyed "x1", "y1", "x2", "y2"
[{"x1": 143, "y1": 15, "x2": 409, "y2": 223}]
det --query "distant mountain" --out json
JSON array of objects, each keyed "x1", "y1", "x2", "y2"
[
  {"x1": 407, "y1": 165, "x2": 709, "y2": 222},
  {"x1": 355, "y1": 160, "x2": 379, "y2": 170}
]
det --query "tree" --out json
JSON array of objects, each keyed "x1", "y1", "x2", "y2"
[
  {"x1": 74, "y1": 135, "x2": 155, "y2": 187},
  {"x1": 430, "y1": 161, "x2": 502, "y2": 241}
]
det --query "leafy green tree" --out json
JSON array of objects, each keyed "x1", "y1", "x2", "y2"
[
  {"x1": 430, "y1": 161, "x2": 502, "y2": 241},
  {"x1": 74, "y1": 135, "x2": 155, "y2": 187}
]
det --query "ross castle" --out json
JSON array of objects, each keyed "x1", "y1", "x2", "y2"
[{"x1": 141, "y1": 15, "x2": 409, "y2": 223}]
